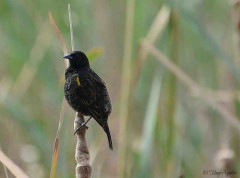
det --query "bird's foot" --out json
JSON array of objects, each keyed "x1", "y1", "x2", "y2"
[
  {"x1": 74, "y1": 117, "x2": 92, "y2": 134},
  {"x1": 74, "y1": 121, "x2": 88, "y2": 135}
]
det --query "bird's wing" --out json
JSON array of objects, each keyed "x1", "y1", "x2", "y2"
[
  {"x1": 88, "y1": 68, "x2": 106, "y2": 86},
  {"x1": 75, "y1": 69, "x2": 105, "y2": 106},
  {"x1": 89, "y1": 69, "x2": 112, "y2": 112},
  {"x1": 75, "y1": 75, "x2": 96, "y2": 105}
]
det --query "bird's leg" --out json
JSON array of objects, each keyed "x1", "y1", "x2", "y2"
[
  {"x1": 83, "y1": 116, "x2": 92, "y2": 126},
  {"x1": 74, "y1": 117, "x2": 92, "y2": 134}
]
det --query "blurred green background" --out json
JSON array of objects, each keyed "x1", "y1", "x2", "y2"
[{"x1": 1, "y1": 0, "x2": 240, "y2": 177}]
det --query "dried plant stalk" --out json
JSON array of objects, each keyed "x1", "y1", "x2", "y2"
[
  {"x1": 74, "y1": 113, "x2": 92, "y2": 178},
  {"x1": 0, "y1": 150, "x2": 29, "y2": 178},
  {"x1": 49, "y1": 12, "x2": 69, "y2": 178}
]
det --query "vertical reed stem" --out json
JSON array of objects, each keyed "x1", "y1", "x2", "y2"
[
  {"x1": 68, "y1": 4, "x2": 75, "y2": 52},
  {"x1": 68, "y1": 4, "x2": 92, "y2": 178},
  {"x1": 118, "y1": 0, "x2": 135, "y2": 177}
]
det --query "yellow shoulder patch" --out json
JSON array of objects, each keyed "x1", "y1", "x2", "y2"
[{"x1": 75, "y1": 76, "x2": 81, "y2": 86}]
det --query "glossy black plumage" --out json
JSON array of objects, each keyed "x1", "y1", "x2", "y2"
[{"x1": 63, "y1": 51, "x2": 113, "y2": 150}]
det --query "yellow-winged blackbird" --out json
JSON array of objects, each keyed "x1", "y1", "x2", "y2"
[{"x1": 63, "y1": 51, "x2": 113, "y2": 150}]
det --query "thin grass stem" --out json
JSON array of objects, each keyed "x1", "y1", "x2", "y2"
[{"x1": 68, "y1": 4, "x2": 75, "y2": 51}]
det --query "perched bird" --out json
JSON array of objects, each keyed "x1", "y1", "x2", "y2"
[{"x1": 63, "y1": 51, "x2": 113, "y2": 150}]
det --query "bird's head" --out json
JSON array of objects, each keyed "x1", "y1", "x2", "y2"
[{"x1": 63, "y1": 51, "x2": 90, "y2": 69}]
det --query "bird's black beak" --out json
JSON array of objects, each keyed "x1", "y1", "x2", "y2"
[{"x1": 63, "y1": 54, "x2": 73, "y2": 60}]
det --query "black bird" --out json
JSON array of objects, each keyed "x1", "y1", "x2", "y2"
[{"x1": 63, "y1": 51, "x2": 113, "y2": 150}]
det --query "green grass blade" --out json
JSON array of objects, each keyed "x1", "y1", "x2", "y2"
[{"x1": 137, "y1": 69, "x2": 163, "y2": 178}]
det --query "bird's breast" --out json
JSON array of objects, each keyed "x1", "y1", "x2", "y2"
[{"x1": 64, "y1": 75, "x2": 81, "y2": 106}]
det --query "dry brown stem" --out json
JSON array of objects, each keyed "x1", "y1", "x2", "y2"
[
  {"x1": 74, "y1": 113, "x2": 92, "y2": 178},
  {"x1": 0, "y1": 150, "x2": 29, "y2": 178}
]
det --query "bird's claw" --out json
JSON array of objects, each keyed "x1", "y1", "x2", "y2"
[{"x1": 74, "y1": 122, "x2": 88, "y2": 135}]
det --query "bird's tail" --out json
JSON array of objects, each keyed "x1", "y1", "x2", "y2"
[{"x1": 102, "y1": 123, "x2": 113, "y2": 150}]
